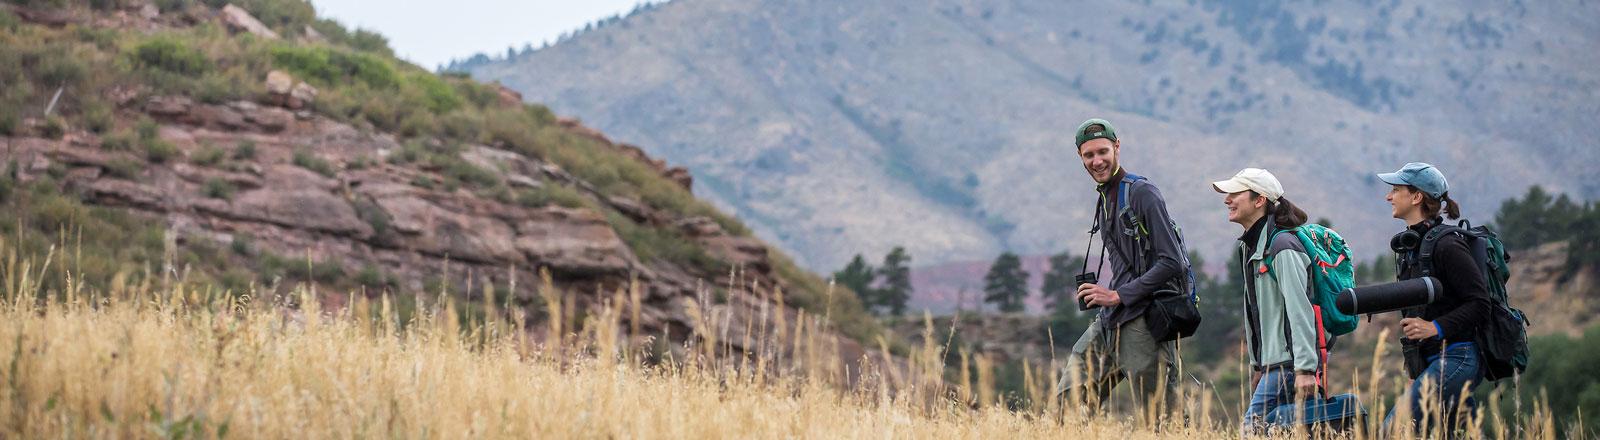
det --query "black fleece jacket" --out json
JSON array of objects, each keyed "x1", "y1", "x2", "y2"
[
  {"x1": 1396, "y1": 218, "x2": 1494, "y2": 356},
  {"x1": 1093, "y1": 168, "x2": 1186, "y2": 329}
]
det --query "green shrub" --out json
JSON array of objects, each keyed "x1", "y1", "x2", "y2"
[
  {"x1": 80, "y1": 101, "x2": 113, "y2": 134},
  {"x1": 408, "y1": 175, "x2": 435, "y2": 190},
  {"x1": 233, "y1": 140, "x2": 257, "y2": 160},
  {"x1": 0, "y1": 110, "x2": 16, "y2": 136},
  {"x1": 100, "y1": 130, "x2": 135, "y2": 151},
  {"x1": 36, "y1": 52, "x2": 88, "y2": 87},
  {"x1": 352, "y1": 198, "x2": 390, "y2": 237},
  {"x1": 153, "y1": 0, "x2": 195, "y2": 12},
  {"x1": 291, "y1": 149, "x2": 335, "y2": 177},
  {"x1": 438, "y1": 110, "x2": 484, "y2": 141},
  {"x1": 453, "y1": 80, "x2": 503, "y2": 109},
  {"x1": 135, "y1": 118, "x2": 160, "y2": 140},
  {"x1": 74, "y1": 27, "x2": 118, "y2": 51},
  {"x1": 483, "y1": 184, "x2": 512, "y2": 204},
  {"x1": 0, "y1": 162, "x2": 14, "y2": 204},
  {"x1": 516, "y1": 185, "x2": 589, "y2": 209},
  {"x1": 354, "y1": 264, "x2": 396, "y2": 289},
  {"x1": 347, "y1": 28, "x2": 393, "y2": 56},
  {"x1": 192, "y1": 144, "x2": 227, "y2": 166},
  {"x1": 308, "y1": 18, "x2": 352, "y2": 44},
  {"x1": 2, "y1": 182, "x2": 167, "y2": 293},
  {"x1": 38, "y1": 116, "x2": 66, "y2": 140},
  {"x1": 0, "y1": 9, "x2": 19, "y2": 32},
  {"x1": 194, "y1": 72, "x2": 239, "y2": 104},
  {"x1": 437, "y1": 157, "x2": 498, "y2": 188},
  {"x1": 347, "y1": 155, "x2": 373, "y2": 170},
  {"x1": 1502, "y1": 325, "x2": 1600, "y2": 435},
  {"x1": 230, "y1": 233, "x2": 253, "y2": 255},
  {"x1": 408, "y1": 72, "x2": 462, "y2": 113},
  {"x1": 104, "y1": 158, "x2": 144, "y2": 179},
  {"x1": 269, "y1": 45, "x2": 396, "y2": 89},
  {"x1": 218, "y1": 269, "x2": 254, "y2": 294},
  {"x1": 201, "y1": 177, "x2": 235, "y2": 199},
  {"x1": 387, "y1": 140, "x2": 424, "y2": 164},
  {"x1": 144, "y1": 139, "x2": 178, "y2": 163},
  {"x1": 132, "y1": 38, "x2": 209, "y2": 76},
  {"x1": 605, "y1": 211, "x2": 723, "y2": 273},
  {"x1": 262, "y1": 252, "x2": 345, "y2": 284}
]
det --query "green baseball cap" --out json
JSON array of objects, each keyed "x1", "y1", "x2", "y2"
[{"x1": 1075, "y1": 118, "x2": 1118, "y2": 148}]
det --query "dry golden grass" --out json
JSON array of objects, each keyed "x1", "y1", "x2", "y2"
[{"x1": 0, "y1": 238, "x2": 1568, "y2": 439}]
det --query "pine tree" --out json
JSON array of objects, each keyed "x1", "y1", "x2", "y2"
[
  {"x1": 1040, "y1": 251, "x2": 1085, "y2": 311},
  {"x1": 983, "y1": 252, "x2": 1029, "y2": 313},
  {"x1": 1184, "y1": 250, "x2": 1246, "y2": 363},
  {"x1": 1045, "y1": 251, "x2": 1093, "y2": 347},
  {"x1": 833, "y1": 254, "x2": 878, "y2": 315},
  {"x1": 877, "y1": 247, "x2": 913, "y2": 316},
  {"x1": 1565, "y1": 202, "x2": 1600, "y2": 277},
  {"x1": 1496, "y1": 185, "x2": 1555, "y2": 248}
]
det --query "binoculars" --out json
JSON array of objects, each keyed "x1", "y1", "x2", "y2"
[
  {"x1": 1076, "y1": 272, "x2": 1099, "y2": 311},
  {"x1": 1334, "y1": 277, "x2": 1441, "y2": 315}
]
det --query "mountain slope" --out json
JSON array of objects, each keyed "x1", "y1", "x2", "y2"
[{"x1": 461, "y1": 0, "x2": 1600, "y2": 272}]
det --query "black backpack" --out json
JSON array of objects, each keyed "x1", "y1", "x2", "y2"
[{"x1": 1419, "y1": 220, "x2": 1530, "y2": 381}]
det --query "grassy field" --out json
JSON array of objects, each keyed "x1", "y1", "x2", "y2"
[{"x1": 0, "y1": 235, "x2": 1571, "y2": 439}]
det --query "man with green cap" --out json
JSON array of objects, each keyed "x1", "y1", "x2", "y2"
[{"x1": 1055, "y1": 118, "x2": 1188, "y2": 422}]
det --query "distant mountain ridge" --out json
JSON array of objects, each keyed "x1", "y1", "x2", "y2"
[{"x1": 461, "y1": 0, "x2": 1600, "y2": 273}]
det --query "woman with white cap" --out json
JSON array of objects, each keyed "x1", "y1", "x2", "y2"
[
  {"x1": 1212, "y1": 168, "x2": 1320, "y2": 433},
  {"x1": 1377, "y1": 162, "x2": 1492, "y2": 436}
]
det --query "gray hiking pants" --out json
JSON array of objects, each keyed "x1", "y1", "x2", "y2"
[{"x1": 1055, "y1": 315, "x2": 1179, "y2": 420}]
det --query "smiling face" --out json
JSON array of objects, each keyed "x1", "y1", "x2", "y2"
[
  {"x1": 1224, "y1": 191, "x2": 1266, "y2": 227},
  {"x1": 1386, "y1": 185, "x2": 1424, "y2": 221},
  {"x1": 1078, "y1": 138, "x2": 1120, "y2": 183}
]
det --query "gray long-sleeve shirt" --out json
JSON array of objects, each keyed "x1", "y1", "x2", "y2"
[{"x1": 1094, "y1": 170, "x2": 1188, "y2": 329}]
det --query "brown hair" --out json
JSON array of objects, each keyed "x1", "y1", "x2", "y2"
[
  {"x1": 1252, "y1": 192, "x2": 1309, "y2": 229},
  {"x1": 1419, "y1": 189, "x2": 1463, "y2": 220}
]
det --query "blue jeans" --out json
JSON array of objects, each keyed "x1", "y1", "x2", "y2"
[
  {"x1": 1384, "y1": 342, "x2": 1483, "y2": 435},
  {"x1": 1242, "y1": 369, "x2": 1307, "y2": 433}
]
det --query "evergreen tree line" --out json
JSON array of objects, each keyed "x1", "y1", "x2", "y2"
[
  {"x1": 833, "y1": 246, "x2": 913, "y2": 316},
  {"x1": 438, "y1": 1, "x2": 669, "y2": 73},
  {"x1": 1492, "y1": 185, "x2": 1600, "y2": 276}
]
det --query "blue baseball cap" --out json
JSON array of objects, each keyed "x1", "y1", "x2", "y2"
[{"x1": 1377, "y1": 162, "x2": 1449, "y2": 199}]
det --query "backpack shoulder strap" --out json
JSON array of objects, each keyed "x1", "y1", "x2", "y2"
[
  {"x1": 1418, "y1": 223, "x2": 1464, "y2": 277},
  {"x1": 1117, "y1": 173, "x2": 1146, "y2": 210}
]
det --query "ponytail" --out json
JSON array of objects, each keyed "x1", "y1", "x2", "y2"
[
  {"x1": 1269, "y1": 197, "x2": 1309, "y2": 229},
  {"x1": 1441, "y1": 193, "x2": 1462, "y2": 219},
  {"x1": 1419, "y1": 190, "x2": 1462, "y2": 220}
]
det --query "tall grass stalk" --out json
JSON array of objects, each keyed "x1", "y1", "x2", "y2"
[{"x1": 0, "y1": 234, "x2": 1564, "y2": 438}]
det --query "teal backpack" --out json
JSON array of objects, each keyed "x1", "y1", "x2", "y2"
[{"x1": 1267, "y1": 224, "x2": 1360, "y2": 336}]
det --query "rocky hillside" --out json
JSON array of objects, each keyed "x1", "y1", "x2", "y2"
[
  {"x1": 0, "y1": 0, "x2": 885, "y2": 362},
  {"x1": 459, "y1": 0, "x2": 1600, "y2": 275}
]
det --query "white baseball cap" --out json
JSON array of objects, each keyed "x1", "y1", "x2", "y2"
[{"x1": 1212, "y1": 168, "x2": 1285, "y2": 202}]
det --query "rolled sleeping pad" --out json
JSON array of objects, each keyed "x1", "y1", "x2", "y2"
[{"x1": 1335, "y1": 277, "x2": 1441, "y2": 315}]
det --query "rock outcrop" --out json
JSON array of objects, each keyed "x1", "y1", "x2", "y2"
[
  {"x1": 218, "y1": 4, "x2": 277, "y2": 39},
  {"x1": 0, "y1": 89, "x2": 810, "y2": 361}
]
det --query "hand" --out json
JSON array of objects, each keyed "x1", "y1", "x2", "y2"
[
  {"x1": 1294, "y1": 372, "x2": 1319, "y2": 401},
  {"x1": 1400, "y1": 318, "x2": 1439, "y2": 340},
  {"x1": 1250, "y1": 371, "x2": 1262, "y2": 389},
  {"x1": 1075, "y1": 283, "x2": 1122, "y2": 307}
]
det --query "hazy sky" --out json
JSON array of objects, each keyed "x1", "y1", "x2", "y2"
[{"x1": 310, "y1": 0, "x2": 649, "y2": 69}]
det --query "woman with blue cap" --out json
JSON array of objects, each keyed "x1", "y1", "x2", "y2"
[{"x1": 1377, "y1": 162, "x2": 1493, "y2": 437}]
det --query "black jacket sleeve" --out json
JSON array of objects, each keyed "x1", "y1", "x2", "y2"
[
  {"x1": 1430, "y1": 234, "x2": 1493, "y2": 341},
  {"x1": 1116, "y1": 182, "x2": 1184, "y2": 306}
]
